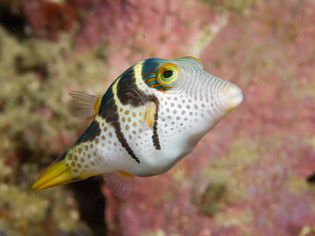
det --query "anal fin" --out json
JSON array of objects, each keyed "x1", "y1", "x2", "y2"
[{"x1": 103, "y1": 171, "x2": 133, "y2": 199}]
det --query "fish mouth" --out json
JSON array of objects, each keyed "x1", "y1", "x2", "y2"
[{"x1": 222, "y1": 84, "x2": 243, "y2": 112}]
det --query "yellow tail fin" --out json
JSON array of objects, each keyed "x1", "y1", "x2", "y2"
[{"x1": 32, "y1": 161, "x2": 76, "y2": 190}]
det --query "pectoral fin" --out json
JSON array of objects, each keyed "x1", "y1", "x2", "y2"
[
  {"x1": 69, "y1": 91, "x2": 101, "y2": 119},
  {"x1": 144, "y1": 102, "x2": 156, "y2": 128}
]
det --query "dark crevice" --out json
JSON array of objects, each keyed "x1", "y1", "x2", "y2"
[
  {"x1": 69, "y1": 177, "x2": 107, "y2": 236},
  {"x1": 307, "y1": 172, "x2": 315, "y2": 184},
  {"x1": 15, "y1": 55, "x2": 49, "y2": 79},
  {"x1": 0, "y1": 7, "x2": 28, "y2": 40}
]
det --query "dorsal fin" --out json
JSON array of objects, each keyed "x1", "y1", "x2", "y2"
[{"x1": 69, "y1": 91, "x2": 101, "y2": 118}]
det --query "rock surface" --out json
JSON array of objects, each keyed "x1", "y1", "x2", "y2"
[{"x1": 1, "y1": 0, "x2": 315, "y2": 236}]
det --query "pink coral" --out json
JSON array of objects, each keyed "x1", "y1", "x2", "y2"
[
  {"x1": 21, "y1": 0, "x2": 76, "y2": 40},
  {"x1": 75, "y1": 0, "x2": 219, "y2": 73},
  {"x1": 101, "y1": 1, "x2": 315, "y2": 235}
]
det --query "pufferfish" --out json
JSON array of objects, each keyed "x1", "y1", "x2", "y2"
[{"x1": 32, "y1": 57, "x2": 243, "y2": 198}]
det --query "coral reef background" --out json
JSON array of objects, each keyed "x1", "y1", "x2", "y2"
[{"x1": 0, "y1": 0, "x2": 315, "y2": 235}]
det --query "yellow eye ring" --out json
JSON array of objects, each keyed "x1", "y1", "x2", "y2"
[{"x1": 157, "y1": 63, "x2": 178, "y2": 86}]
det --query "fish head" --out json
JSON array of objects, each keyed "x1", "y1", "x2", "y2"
[{"x1": 141, "y1": 56, "x2": 243, "y2": 144}]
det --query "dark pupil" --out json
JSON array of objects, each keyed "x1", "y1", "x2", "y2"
[{"x1": 163, "y1": 70, "x2": 173, "y2": 78}]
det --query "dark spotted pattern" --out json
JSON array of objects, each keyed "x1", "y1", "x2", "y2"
[
  {"x1": 117, "y1": 66, "x2": 161, "y2": 150},
  {"x1": 99, "y1": 84, "x2": 140, "y2": 163}
]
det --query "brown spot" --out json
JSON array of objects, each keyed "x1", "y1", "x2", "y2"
[
  {"x1": 71, "y1": 162, "x2": 76, "y2": 167},
  {"x1": 99, "y1": 76, "x2": 141, "y2": 164},
  {"x1": 132, "y1": 112, "x2": 136, "y2": 117},
  {"x1": 132, "y1": 122, "x2": 137, "y2": 127},
  {"x1": 124, "y1": 110, "x2": 130, "y2": 115},
  {"x1": 127, "y1": 117, "x2": 131, "y2": 122},
  {"x1": 78, "y1": 147, "x2": 82, "y2": 153},
  {"x1": 68, "y1": 154, "x2": 73, "y2": 160},
  {"x1": 101, "y1": 135, "x2": 105, "y2": 140},
  {"x1": 109, "y1": 132, "x2": 113, "y2": 137},
  {"x1": 125, "y1": 125, "x2": 130, "y2": 131},
  {"x1": 95, "y1": 138, "x2": 99, "y2": 144},
  {"x1": 74, "y1": 156, "x2": 78, "y2": 161}
]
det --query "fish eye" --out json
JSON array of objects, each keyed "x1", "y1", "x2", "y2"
[
  {"x1": 163, "y1": 70, "x2": 173, "y2": 78},
  {"x1": 157, "y1": 63, "x2": 178, "y2": 86}
]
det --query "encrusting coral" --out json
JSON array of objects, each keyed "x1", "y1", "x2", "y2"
[
  {"x1": 0, "y1": 25, "x2": 108, "y2": 235},
  {"x1": 1, "y1": 0, "x2": 315, "y2": 235}
]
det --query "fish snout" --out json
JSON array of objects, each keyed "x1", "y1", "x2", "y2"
[{"x1": 222, "y1": 84, "x2": 243, "y2": 112}]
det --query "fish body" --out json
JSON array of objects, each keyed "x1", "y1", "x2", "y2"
[{"x1": 32, "y1": 57, "x2": 243, "y2": 197}]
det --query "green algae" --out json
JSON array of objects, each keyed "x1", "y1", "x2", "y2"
[
  {"x1": 299, "y1": 226, "x2": 315, "y2": 236},
  {"x1": 141, "y1": 230, "x2": 166, "y2": 236},
  {"x1": 0, "y1": 158, "x2": 12, "y2": 180},
  {"x1": 0, "y1": 25, "x2": 109, "y2": 235},
  {"x1": 288, "y1": 177, "x2": 311, "y2": 195},
  {"x1": 0, "y1": 26, "x2": 109, "y2": 159},
  {"x1": 171, "y1": 167, "x2": 186, "y2": 184},
  {"x1": 193, "y1": 140, "x2": 259, "y2": 217},
  {"x1": 199, "y1": 182, "x2": 228, "y2": 216},
  {"x1": 208, "y1": 140, "x2": 258, "y2": 171},
  {"x1": 191, "y1": 14, "x2": 228, "y2": 57},
  {"x1": 202, "y1": 0, "x2": 256, "y2": 15},
  {"x1": 214, "y1": 208, "x2": 254, "y2": 236},
  {"x1": 0, "y1": 182, "x2": 91, "y2": 236}
]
